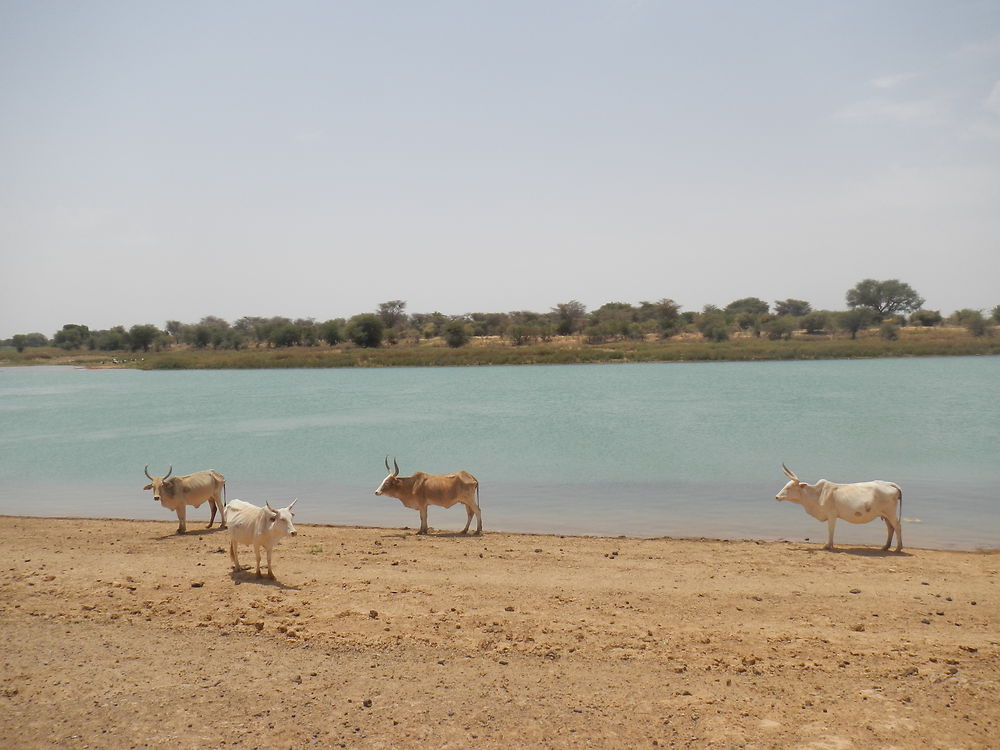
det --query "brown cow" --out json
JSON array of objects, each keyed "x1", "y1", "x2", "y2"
[
  {"x1": 143, "y1": 465, "x2": 227, "y2": 534},
  {"x1": 374, "y1": 457, "x2": 481, "y2": 535}
]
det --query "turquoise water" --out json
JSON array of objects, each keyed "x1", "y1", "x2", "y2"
[{"x1": 1, "y1": 359, "x2": 997, "y2": 549}]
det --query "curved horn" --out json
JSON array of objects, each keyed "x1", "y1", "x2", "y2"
[
  {"x1": 782, "y1": 463, "x2": 798, "y2": 481},
  {"x1": 163, "y1": 465, "x2": 173, "y2": 481},
  {"x1": 393, "y1": 457, "x2": 400, "y2": 477},
  {"x1": 144, "y1": 465, "x2": 153, "y2": 481},
  {"x1": 288, "y1": 498, "x2": 297, "y2": 511},
  {"x1": 385, "y1": 456, "x2": 391, "y2": 474}
]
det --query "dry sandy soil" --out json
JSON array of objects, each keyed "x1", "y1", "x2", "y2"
[{"x1": 1, "y1": 516, "x2": 997, "y2": 749}]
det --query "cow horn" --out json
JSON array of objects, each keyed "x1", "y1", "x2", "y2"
[
  {"x1": 393, "y1": 457, "x2": 400, "y2": 477},
  {"x1": 288, "y1": 498, "x2": 297, "y2": 511},
  {"x1": 782, "y1": 463, "x2": 798, "y2": 482},
  {"x1": 385, "y1": 456, "x2": 391, "y2": 474},
  {"x1": 163, "y1": 465, "x2": 173, "y2": 481},
  {"x1": 144, "y1": 465, "x2": 153, "y2": 480}
]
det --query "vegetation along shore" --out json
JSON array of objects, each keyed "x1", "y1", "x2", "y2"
[{"x1": 3, "y1": 279, "x2": 998, "y2": 368}]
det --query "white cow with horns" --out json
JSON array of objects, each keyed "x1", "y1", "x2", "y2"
[
  {"x1": 775, "y1": 464, "x2": 903, "y2": 552},
  {"x1": 226, "y1": 499, "x2": 298, "y2": 580}
]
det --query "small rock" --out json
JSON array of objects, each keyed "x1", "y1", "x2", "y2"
[
  {"x1": 369, "y1": 610, "x2": 379, "y2": 619},
  {"x1": 504, "y1": 606, "x2": 515, "y2": 612},
  {"x1": 191, "y1": 581, "x2": 204, "y2": 588},
  {"x1": 291, "y1": 675, "x2": 302, "y2": 684},
  {"x1": 363, "y1": 699, "x2": 373, "y2": 708},
  {"x1": 851, "y1": 624, "x2": 865, "y2": 632},
  {"x1": 849, "y1": 588, "x2": 861, "y2": 594}
]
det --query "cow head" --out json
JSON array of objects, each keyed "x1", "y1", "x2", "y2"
[
  {"x1": 265, "y1": 499, "x2": 298, "y2": 537},
  {"x1": 143, "y1": 465, "x2": 174, "y2": 502},
  {"x1": 776, "y1": 463, "x2": 808, "y2": 504},
  {"x1": 374, "y1": 456, "x2": 401, "y2": 496}
]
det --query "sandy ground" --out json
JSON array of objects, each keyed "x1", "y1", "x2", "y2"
[{"x1": 1, "y1": 516, "x2": 997, "y2": 749}]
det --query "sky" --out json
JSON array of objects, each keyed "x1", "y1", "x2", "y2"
[{"x1": 1, "y1": 0, "x2": 999, "y2": 339}]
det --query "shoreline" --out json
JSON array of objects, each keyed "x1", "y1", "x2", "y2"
[
  {"x1": 3, "y1": 514, "x2": 996, "y2": 554},
  {"x1": 2, "y1": 515, "x2": 997, "y2": 748}
]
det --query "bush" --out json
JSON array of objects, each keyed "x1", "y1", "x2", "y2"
[
  {"x1": 346, "y1": 314, "x2": 385, "y2": 348},
  {"x1": 444, "y1": 320, "x2": 470, "y2": 348},
  {"x1": 764, "y1": 317, "x2": 795, "y2": 340},
  {"x1": 880, "y1": 322, "x2": 900, "y2": 341},
  {"x1": 909, "y1": 309, "x2": 942, "y2": 327},
  {"x1": 800, "y1": 312, "x2": 829, "y2": 335},
  {"x1": 697, "y1": 312, "x2": 730, "y2": 342}
]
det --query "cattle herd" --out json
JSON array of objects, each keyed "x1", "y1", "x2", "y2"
[{"x1": 142, "y1": 459, "x2": 904, "y2": 580}]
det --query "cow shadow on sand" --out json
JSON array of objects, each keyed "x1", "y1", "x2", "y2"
[
  {"x1": 151, "y1": 527, "x2": 228, "y2": 542},
  {"x1": 795, "y1": 545, "x2": 912, "y2": 558},
  {"x1": 228, "y1": 568, "x2": 300, "y2": 590}
]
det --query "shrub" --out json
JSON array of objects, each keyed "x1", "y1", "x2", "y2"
[
  {"x1": 880, "y1": 322, "x2": 900, "y2": 341},
  {"x1": 800, "y1": 312, "x2": 830, "y2": 335},
  {"x1": 909, "y1": 309, "x2": 942, "y2": 327},
  {"x1": 346, "y1": 314, "x2": 385, "y2": 348},
  {"x1": 764, "y1": 317, "x2": 795, "y2": 340},
  {"x1": 444, "y1": 320, "x2": 470, "y2": 348}
]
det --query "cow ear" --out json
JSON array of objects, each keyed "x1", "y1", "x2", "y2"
[
  {"x1": 799, "y1": 482, "x2": 808, "y2": 488},
  {"x1": 143, "y1": 484, "x2": 152, "y2": 490}
]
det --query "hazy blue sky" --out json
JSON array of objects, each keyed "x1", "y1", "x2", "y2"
[{"x1": 2, "y1": 1, "x2": 998, "y2": 338}]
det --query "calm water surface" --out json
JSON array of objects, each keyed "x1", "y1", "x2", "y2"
[{"x1": 1, "y1": 359, "x2": 997, "y2": 549}]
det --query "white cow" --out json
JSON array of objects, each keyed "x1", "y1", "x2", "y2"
[
  {"x1": 226, "y1": 499, "x2": 298, "y2": 579},
  {"x1": 776, "y1": 464, "x2": 903, "y2": 551}
]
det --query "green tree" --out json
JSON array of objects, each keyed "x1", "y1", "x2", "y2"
[
  {"x1": 764, "y1": 317, "x2": 795, "y2": 340},
  {"x1": 347, "y1": 314, "x2": 385, "y2": 348},
  {"x1": 846, "y1": 279, "x2": 924, "y2": 317},
  {"x1": 837, "y1": 308, "x2": 874, "y2": 339},
  {"x1": 377, "y1": 300, "x2": 408, "y2": 331},
  {"x1": 53, "y1": 324, "x2": 90, "y2": 350},
  {"x1": 637, "y1": 299, "x2": 681, "y2": 337},
  {"x1": 774, "y1": 299, "x2": 812, "y2": 317},
  {"x1": 992, "y1": 305, "x2": 1000, "y2": 324},
  {"x1": 270, "y1": 324, "x2": 301, "y2": 347},
  {"x1": 11, "y1": 334, "x2": 27, "y2": 352},
  {"x1": 800, "y1": 312, "x2": 830, "y2": 335},
  {"x1": 725, "y1": 297, "x2": 769, "y2": 316},
  {"x1": 128, "y1": 324, "x2": 160, "y2": 352},
  {"x1": 551, "y1": 300, "x2": 587, "y2": 335},
  {"x1": 443, "y1": 319, "x2": 471, "y2": 348},
  {"x1": 319, "y1": 319, "x2": 344, "y2": 345},
  {"x1": 696, "y1": 310, "x2": 730, "y2": 342}
]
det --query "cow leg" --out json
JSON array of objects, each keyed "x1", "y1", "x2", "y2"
[
  {"x1": 473, "y1": 502, "x2": 482, "y2": 535},
  {"x1": 207, "y1": 499, "x2": 218, "y2": 529},
  {"x1": 218, "y1": 498, "x2": 227, "y2": 529},
  {"x1": 461, "y1": 504, "x2": 473, "y2": 534},
  {"x1": 266, "y1": 548, "x2": 275, "y2": 580},
  {"x1": 229, "y1": 540, "x2": 241, "y2": 571},
  {"x1": 881, "y1": 517, "x2": 894, "y2": 551},
  {"x1": 418, "y1": 506, "x2": 429, "y2": 535},
  {"x1": 254, "y1": 545, "x2": 263, "y2": 578},
  {"x1": 891, "y1": 516, "x2": 903, "y2": 552},
  {"x1": 176, "y1": 505, "x2": 187, "y2": 534},
  {"x1": 824, "y1": 518, "x2": 837, "y2": 550}
]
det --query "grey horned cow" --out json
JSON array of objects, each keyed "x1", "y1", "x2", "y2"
[
  {"x1": 374, "y1": 457, "x2": 482, "y2": 535},
  {"x1": 143, "y1": 465, "x2": 227, "y2": 534},
  {"x1": 776, "y1": 464, "x2": 903, "y2": 551}
]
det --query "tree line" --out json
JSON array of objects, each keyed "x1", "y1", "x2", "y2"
[{"x1": 5, "y1": 278, "x2": 998, "y2": 353}]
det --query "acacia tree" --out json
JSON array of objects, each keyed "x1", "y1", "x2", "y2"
[
  {"x1": 551, "y1": 300, "x2": 588, "y2": 335},
  {"x1": 846, "y1": 279, "x2": 924, "y2": 318},
  {"x1": 774, "y1": 299, "x2": 811, "y2": 317}
]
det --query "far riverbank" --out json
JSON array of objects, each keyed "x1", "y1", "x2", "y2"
[{"x1": 3, "y1": 326, "x2": 999, "y2": 369}]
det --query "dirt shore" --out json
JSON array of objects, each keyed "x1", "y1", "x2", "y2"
[{"x1": 1, "y1": 516, "x2": 997, "y2": 749}]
